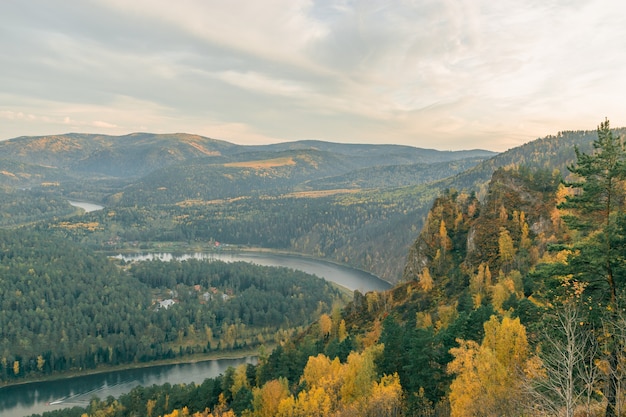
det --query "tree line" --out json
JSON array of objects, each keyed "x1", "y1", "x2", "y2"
[{"x1": 0, "y1": 231, "x2": 343, "y2": 383}]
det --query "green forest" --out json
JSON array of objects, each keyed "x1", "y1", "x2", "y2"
[
  {"x1": 1, "y1": 122, "x2": 626, "y2": 416},
  {"x1": 0, "y1": 230, "x2": 344, "y2": 381}
]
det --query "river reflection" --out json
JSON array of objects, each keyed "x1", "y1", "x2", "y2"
[
  {"x1": 68, "y1": 200, "x2": 104, "y2": 213},
  {"x1": 3, "y1": 252, "x2": 389, "y2": 417},
  {"x1": 0, "y1": 357, "x2": 256, "y2": 417},
  {"x1": 113, "y1": 252, "x2": 391, "y2": 293}
]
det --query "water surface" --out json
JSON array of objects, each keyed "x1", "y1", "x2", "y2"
[
  {"x1": 114, "y1": 251, "x2": 391, "y2": 292},
  {"x1": 0, "y1": 357, "x2": 256, "y2": 417},
  {"x1": 68, "y1": 200, "x2": 104, "y2": 213}
]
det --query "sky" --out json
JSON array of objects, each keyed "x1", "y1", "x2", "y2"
[{"x1": 1, "y1": 0, "x2": 626, "y2": 152}]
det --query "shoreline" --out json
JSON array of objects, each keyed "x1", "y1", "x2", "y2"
[
  {"x1": 0, "y1": 346, "x2": 266, "y2": 390},
  {"x1": 105, "y1": 244, "x2": 393, "y2": 288}
]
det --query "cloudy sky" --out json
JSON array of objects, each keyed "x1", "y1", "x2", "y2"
[{"x1": 1, "y1": 0, "x2": 625, "y2": 151}]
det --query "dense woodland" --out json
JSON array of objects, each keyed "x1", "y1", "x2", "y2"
[
  {"x1": 0, "y1": 135, "x2": 496, "y2": 283},
  {"x1": 1, "y1": 123, "x2": 626, "y2": 416},
  {"x1": 0, "y1": 230, "x2": 344, "y2": 382}
]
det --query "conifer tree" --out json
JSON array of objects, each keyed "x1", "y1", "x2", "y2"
[{"x1": 558, "y1": 119, "x2": 626, "y2": 417}]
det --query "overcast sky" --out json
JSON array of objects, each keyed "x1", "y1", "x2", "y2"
[{"x1": 1, "y1": 0, "x2": 625, "y2": 151}]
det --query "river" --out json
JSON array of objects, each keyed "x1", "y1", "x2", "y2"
[
  {"x1": 2, "y1": 252, "x2": 390, "y2": 417},
  {"x1": 113, "y1": 251, "x2": 391, "y2": 292},
  {"x1": 68, "y1": 200, "x2": 104, "y2": 213},
  {"x1": 0, "y1": 357, "x2": 257, "y2": 417}
]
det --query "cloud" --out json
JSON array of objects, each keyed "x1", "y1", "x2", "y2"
[{"x1": 1, "y1": 0, "x2": 626, "y2": 150}]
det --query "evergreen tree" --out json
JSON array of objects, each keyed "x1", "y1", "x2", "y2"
[{"x1": 558, "y1": 119, "x2": 626, "y2": 417}]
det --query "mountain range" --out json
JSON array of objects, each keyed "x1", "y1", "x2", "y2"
[{"x1": 1, "y1": 128, "x2": 622, "y2": 283}]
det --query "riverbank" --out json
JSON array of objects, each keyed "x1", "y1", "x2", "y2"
[
  {"x1": 0, "y1": 345, "x2": 268, "y2": 390},
  {"x1": 102, "y1": 242, "x2": 394, "y2": 287}
]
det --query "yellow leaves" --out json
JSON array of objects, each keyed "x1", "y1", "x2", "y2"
[
  {"x1": 498, "y1": 228, "x2": 516, "y2": 268},
  {"x1": 340, "y1": 345, "x2": 382, "y2": 404},
  {"x1": 469, "y1": 263, "x2": 488, "y2": 309},
  {"x1": 146, "y1": 399, "x2": 156, "y2": 417},
  {"x1": 276, "y1": 386, "x2": 332, "y2": 417},
  {"x1": 318, "y1": 314, "x2": 332, "y2": 339},
  {"x1": 448, "y1": 316, "x2": 530, "y2": 417},
  {"x1": 360, "y1": 318, "x2": 381, "y2": 347},
  {"x1": 483, "y1": 316, "x2": 529, "y2": 367},
  {"x1": 435, "y1": 304, "x2": 458, "y2": 331},
  {"x1": 418, "y1": 267, "x2": 434, "y2": 292},
  {"x1": 262, "y1": 345, "x2": 398, "y2": 417},
  {"x1": 499, "y1": 205, "x2": 508, "y2": 222},
  {"x1": 36, "y1": 355, "x2": 45, "y2": 372},
  {"x1": 523, "y1": 354, "x2": 546, "y2": 380},
  {"x1": 489, "y1": 282, "x2": 510, "y2": 312},
  {"x1": 252, "y1": 378, "x2": 290, "y2": 417},
  {"x1": 416, "y1": 311, "x2": 433, "y2": 329},
  {"x1": 231, "y1": 364, "x2": 251, "y2": 396},
  {"x1": 439, "y1": 219, "x2": 452, "y2": 251},
  {"x1": 54, "y1": 221, "x2": 102, "y2": 231},
  {"x1": 302, "y1": 354, "x2": 343, "y2": 398},
  {"x1": 338, "y1": 319, "x2": 347, "y2": 343}
]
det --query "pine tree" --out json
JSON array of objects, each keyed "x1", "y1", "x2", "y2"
[
  {"x1": 560, "y1": 118, "x2": 626, "y2": 304},
  {"x1": 558, "y1": 119, "x2": 626, "y2": 417}
]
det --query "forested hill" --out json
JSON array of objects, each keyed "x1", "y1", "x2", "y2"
[
  {"x1": 0, "y1": 228, "x2": 345, "y2": 383},
  {"x1": 0, "y1": 132, "x2": 496, "y2": 283},
  {"x1": 32, "y1": 122, "x2": 626, "y2": 417},
  {"x1": 1, "y1": 129, "x2": 621, "y2": 284},
  {"x1": 0, "y1": 133, "x2": 495, "y2": 185},
  {"x1": 0, "y1": 133, "x2": 237, "y2": 178}
]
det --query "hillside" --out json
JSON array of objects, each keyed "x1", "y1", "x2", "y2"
[
  {"x1": 0, "y1": 132, "x2": 497, "y2": 283},
  {"x1": 9, "y1": 122, "x2": 626, "y2": 417},
  {"x1": 0, "y1": 228, "x2": 345, "y2": 383},
  {"x1": 33, "y1": 142, "x2": 626, "y2": 417},
  {"x1": 0, "y1": 133, "x2": 237, "y2": 179},
  {"x1": 0, "y1": 133, "x2": 494, "y2": 188},
  {"x1": 1, "y1": 129, "x2": 618, "y2": 284}
]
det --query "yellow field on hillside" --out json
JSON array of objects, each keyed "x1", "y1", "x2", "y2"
[
  {"x1": 223, "y1": 157, "x2": 296, "y2": 169},
  {"x1": 281, "y1": 189, "x2": 361, "y2": 198}
]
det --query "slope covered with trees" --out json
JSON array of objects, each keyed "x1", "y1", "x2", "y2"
[
  {"x1": 0, "y1": 229, "x2": 344, "y2": 384},
  {"x1": 30, "y1": 121, "x2": 626, "y2": 417}
]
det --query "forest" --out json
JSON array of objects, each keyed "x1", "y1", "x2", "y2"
[
  {"x1": 0, "y1": 230, "x2": 344, "y2": 382},
  {"x1": 20, "y1": 120, "x2": 626, "y2": 417},
  {"x1": 1, "y1": 122, "x2": 626, "y2": 417}
]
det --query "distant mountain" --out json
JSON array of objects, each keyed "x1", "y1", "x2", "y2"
[
  {"x1": 0, "y1": 132, "x2": 496, "y2": 193},
  {"x1": 301, "y1": 157, "x2": 489, "y2": 190},
  {"x1": 2, "y1": 128, "x2": 621, "y2": 284},
  {"x1": 111, "y1": 149, "x2": 359, "y2": 205},
  {"x1": 0, "y1": 132, "x2": 237, "y2": 179},
  {"x1": 243, "y1": 139, "x2": 494, "y2": 165}
]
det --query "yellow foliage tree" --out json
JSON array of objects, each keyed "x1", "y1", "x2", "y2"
[
  {"x1": 498, "y1": 228, "x2": 516, "y2": 272},
  {"x1": 360, "y1": 318, "x2": 381, "y2": 348},
  {"x1": 469, "y1": 263, "x2": 487, "y2": 309},
  {"x1": 489, "y1": 282, "x2": 510, "y2": 312},
  {"x1": 270, "y1": 345, "x2": 397, "y2": 417},
  {"x1": 318, "y1": 314, "x2": 332, "y2": 339},
  {"x1": 418, "y1": 267, "x2": 434, "y2": 292},
  {"x1": 340, "y1": 345, "x2": 382, "y2": 404},
  {"x1": 416, "y1": 311, "x2": 433, "y2": 329},
  {"x1": 435, "y1": 304, "x2": 458, "y2": 331},
  {"x1": 448, "y1": 315, "x2": 530, "y2": 417},
  {"x1": 338, "y1": 319, "x2": 347, "y2": 342},
  {"x1": 302, "y1": 353, "x2": 343, "y2": 408},
  {"x1": 231, "y1": 363, "x2": 251, "y2": 396},
  {"x1": 251, "y1": 378, "x2": 290, "y2": 417}
]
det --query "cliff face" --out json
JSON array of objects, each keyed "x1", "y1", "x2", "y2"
[{"x1": 403, "y1": 167, "x2": 563, "y2": 299}]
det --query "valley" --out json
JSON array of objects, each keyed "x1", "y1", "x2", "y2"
[{"x1": 1, "y1": 124, "x2": 626, "y2": 417}]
